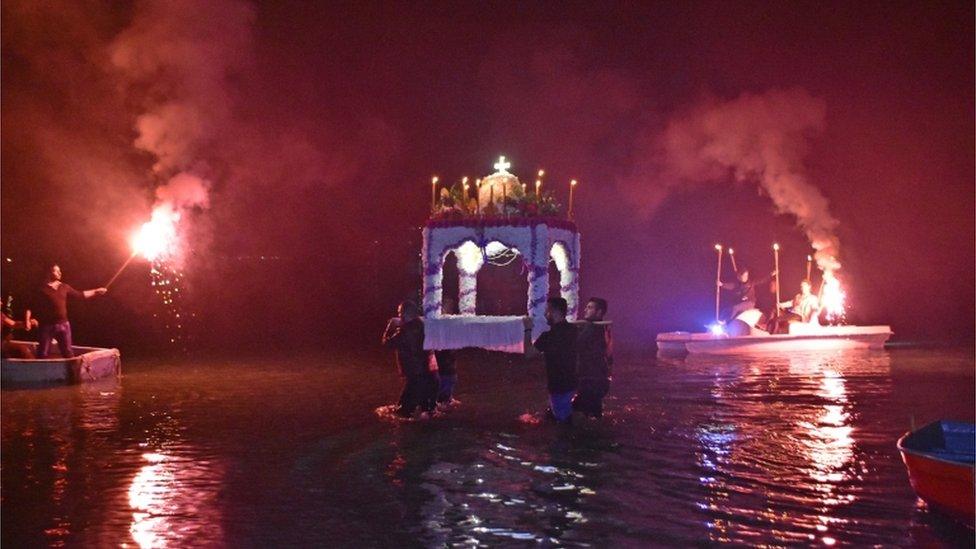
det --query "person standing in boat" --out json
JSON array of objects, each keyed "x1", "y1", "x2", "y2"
[
  {"x1": 718, "y1": 267, "x2": 772, "y2": 322},
  {"x1": 29, "y1": 263, "x2": 107, "y2": 359},
  {"x1": 573, "y1": 298, "x2": 613, "y2": 419},
  {"x1": 525, "y1": 297, "x2": 578, "y2": 424},
  {"x1": 382, "y1": 300, "x2": 436, "y2": 418}
]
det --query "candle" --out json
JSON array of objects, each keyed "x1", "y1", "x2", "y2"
[
  {"x1": 476, "y1": 179, "x2": 482, "y2": 215},
  {"x1": 568, "y1": 179, "x2": 578, "y2": 219},
  {"x1": 431, "y1": 176, "x2": 439, "y2": 211},
  {"x1": 806, "y1": 255, "x2": 813, "y2": 280},
  {"x1": 535, "y1": 179, "x2": 541, "y2": 196},
  {"x1": 502, "y1": 181, "x2": 507, "y2": 217}
]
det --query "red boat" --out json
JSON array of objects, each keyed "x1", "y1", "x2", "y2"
[{"x1": 897, "y1": 420, "x2": 975, "y2": 527}]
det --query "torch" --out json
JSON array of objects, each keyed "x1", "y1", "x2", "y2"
[
  {"x1": 728, "y1": 248, "x2": 738, "y2": 273},
  {"x1": 107, "y1": 207, "x2": 179, "y2": 289},
  {"x1": 104, "y1": 251, "x2": 138, "y2": 289},
  {"x1": 714, "y1": 244, "x2": 723, "y2": 322},
  {"x1": 806, "y1": 254, "x2": 812, "y2": 281},
  {"x1": 773, "y1": 243, "x2": 781, "y2": 315}
]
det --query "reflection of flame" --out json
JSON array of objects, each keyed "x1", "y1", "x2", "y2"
[
  {"x1": 820, "y1": 271, "x2": 846, "y2": 323},
  {"x1": 128, "y1": 453, "x2": 174, "y2": 548},
  {"x1": 799, "y1": 368, "x2": 855, "y2": 542},
  {"x1": 127, "y1": 451, "x2": 224, "y2": 547},
  {"x1": 131, "y1": 207, "x2": 180, "y2": 262}
]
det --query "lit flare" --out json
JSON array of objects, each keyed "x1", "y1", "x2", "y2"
[{"x1": 131, "y1": 207, "x2": 180, "y2": 261}]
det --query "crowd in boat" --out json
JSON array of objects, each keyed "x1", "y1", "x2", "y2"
[
  {"x1": 382, "y1": 296, "x2": 613, "y2": 424},
  {"x1": 718, "y1": 266, "x2": 824, "y2": 335},
  {"x1": 1, "y1": 263, "x2": 107, "y2": 359}
]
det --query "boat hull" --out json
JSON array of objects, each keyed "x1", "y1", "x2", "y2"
[
  {"x1": 656, "y1": 325, "x2": 892, "y2": 355},
  {"x1": 897, "y1": 421, "x2": 976, "y2": 527},
  {"x1": 2, "y1": 342, "x2": 121, "y2": 386}
]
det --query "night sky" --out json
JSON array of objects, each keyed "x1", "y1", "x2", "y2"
[{"x1": 2, "y1": 1, "x2": 973, "y2": 351}]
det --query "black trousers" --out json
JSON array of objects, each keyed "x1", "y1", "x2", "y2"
[
  {"x1": 397, "y1": 374, "x2": 439, "y2": 416},
  {"x1": 573, "y1": 377, "x2": 610, "y2": 418}
]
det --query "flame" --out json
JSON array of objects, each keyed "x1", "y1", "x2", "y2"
[
  {"x1": 820, "y1": 271, "x2": 846, "y2": 323},
  {"x1": 132, "y1": 207, "x2": 180, "y2": 261}
]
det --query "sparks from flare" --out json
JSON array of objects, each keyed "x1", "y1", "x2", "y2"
[
  {"x1": 130, "y1": 205, "x2": 191, "y2": 349},
  {"x1": 820, "y1": 271, "x2": 847, "y2": 323}
]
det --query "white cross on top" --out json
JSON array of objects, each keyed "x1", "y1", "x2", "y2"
[{"x1": 493, "y1": 156, "x2": 511, "y2": 173}]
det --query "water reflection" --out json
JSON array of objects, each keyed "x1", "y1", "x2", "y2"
[
  {"x1": 385, "y1": 428, "x2": 605, "y2": 546},
  {"x1": 125, "y1": 449, "x2": 224, "y2": 548},
  {"x1": 5, "y1": 349, "x2": 972, "y2": 546},
  {"x1": 792, "y1": 355, "x2": 856, "y2": 544},
  {"x1": 689, "y1": 351, "x2": 894, "y2": 545}
]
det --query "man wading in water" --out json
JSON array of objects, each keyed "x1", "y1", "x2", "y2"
[
  {"x1": 526, "y1": 297, "x2": 578, "y2": 424},
  {"x1": 28, "y1": 263, "x2": 107, "y2": 358},
  {"x1": 573, "y1": 297, "x2": 613, "y2": 419},
  {"x1": 382, "y1": 300, "x2": 437, "y2": 418}
]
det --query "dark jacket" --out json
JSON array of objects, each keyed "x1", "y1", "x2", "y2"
[
  {"x1": 577, "y1": 321, "x2": 613, "y2": 381},
  {"x1": 382, "y1": 318, "x2": 427, "y2": 378},
  {"x1": 533, "y1": 320, "x2": 578, "y2": 394}
]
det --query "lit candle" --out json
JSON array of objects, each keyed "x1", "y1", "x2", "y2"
[
  {"x1": 431, "y1": 176, "x2": 439, "y2": 211},
  {"x1": 535, "y1": 179, "x2": 541, "y2": 196},
  {"x1": 568, "y1": 179, "x2": 578, "y2": 219},
  {"x1": 476, "y1": 179, "x2": 482, "y2": 215},
  {"x1": 806, "y1": 254, "x2": 813, "y2": 280}
]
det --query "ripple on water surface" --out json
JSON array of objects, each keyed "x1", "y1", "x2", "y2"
[{"x1": 2, "y1": 348, "x2": 974, "y2": 546}]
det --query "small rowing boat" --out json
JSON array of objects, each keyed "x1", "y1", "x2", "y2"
[
  {"x1": 2, "y1": 341, "x2": 121, "y2": 386},
  {"x1": 897, "y1": 420, "x2": 975, "y2": 527}
]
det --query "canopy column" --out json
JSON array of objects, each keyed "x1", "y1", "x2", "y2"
[
  {"x1": 421, "y1": 227, "x2": 443, "y2": 318},
  {"x1": 459, "y1": 269, "x2": 478, "y2": 314}
]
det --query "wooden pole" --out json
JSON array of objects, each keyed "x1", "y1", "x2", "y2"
[
  {"x1": 105, "y1": 251, "x2": 138, "y2": 289},
  {"x1": 773, "y1": 243, "x2": 781, "y2": 314},
  {"x1": 714, "y1": 244, "x2": 723, "y2": 322}
]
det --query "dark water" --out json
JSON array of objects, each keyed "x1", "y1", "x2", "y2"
[{"x1": 2, "y1": 348, "x2": 974, "y2": 547}]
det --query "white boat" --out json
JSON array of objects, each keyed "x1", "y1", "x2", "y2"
[
  {"x1": 2, "y1": 341, "x2": 121, "y2": 385},
  {"x1": 657, "y1": 324, "x2": 892, "y2": 355}
]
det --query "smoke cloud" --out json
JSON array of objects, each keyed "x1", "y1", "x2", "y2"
[
  {"x1": 628, "y1": 88, "x2": 841, "y2": 272},
  {"x1": 107, "y1": 0, "x2": 256, "y2": 224}
]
